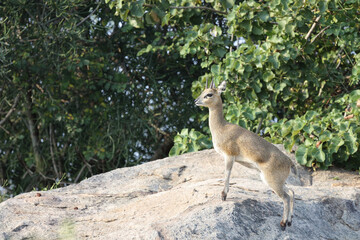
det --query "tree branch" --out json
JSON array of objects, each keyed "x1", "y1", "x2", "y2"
[
  {"x1": 230, "y1": 34, "x2": 234, "y2": 53},
  {"x1": 24, "y1": 90, "x2": 44, "y2": 173},
  {"x1": 0, "y1": 126, "x2": 10, "y2": 135},
  {"x1": 310, "y1": 26, "x2": 330, "y2": 43},
  {"x1": 0, "y1": 94, "x2": 20, "y2": 127},
  {"x1": 148, "y1": 120, "x2": 170, "y2": 137},
  {"x1": 143, "y1": 4, "x2": 227, "y2": 15},
  {"x1": 305, "y1": 15, "x2": 321, "y2": 40},
  {"x1": 49, "y1": 124, "x2": 60, "y2": 179},
  {"x1": 76, "y1": 2, "x2": 101, "y2": 27},
  {"x1": 255, "y1": 117, "x2": 263, "y2": 135}
]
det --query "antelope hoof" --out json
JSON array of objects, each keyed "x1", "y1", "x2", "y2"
[
  {"x1": 280, "y1": 221, "x2": 287, "y2": 231},
  {"x1": 221, "y1": 191, "x2": 227, "y2": 201},
  {"x1": 287, "y1": 215, "x2": 293, "y2": 227}
]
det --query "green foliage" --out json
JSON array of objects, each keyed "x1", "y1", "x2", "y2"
[
  {"x1": 107, "y1": 0, "x2": 360, "y2": 170},
  {"x1": 0, "y1": 0, "x2": 203, "y2": 196},
  {"x1": 1, "y1": 0, "x2": 360, "y2": 198},
  {"x1": 0, "y1": 180, "x2": 9, "y2": 203},
  {"x1": 35, "y1": 174, "x2": 67, "y2": 192},
  {"x1": 265, "y1": 90, "x2": 360, "y2": 169},
  {"x1": 169, "y1": 129, "x2": 212, "y2": 156}
]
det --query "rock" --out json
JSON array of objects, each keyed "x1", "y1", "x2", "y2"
[{"x1": 0, "y1": 148, "x2": 360, "y2": 240}]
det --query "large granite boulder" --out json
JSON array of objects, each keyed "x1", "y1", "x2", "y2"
[{"x1": 1, "y1": 147, "x2": 359, "y2": 239}]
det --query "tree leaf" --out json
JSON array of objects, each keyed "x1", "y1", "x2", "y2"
[
  {"x1": 211, "y1": 64, "x2": 221, "y2": 75},
  {"x1": 285, "y1": 24, "x2": 296, "y2": 37},
  {"x1": 128, "y1": 16, "x2": 143, "y2": 28},
  {"x1": 344, "y1": 130, "x2": 358, "y2": 154},
  {"x1": 292, "y1": 119, "x2": 306, "y2": 135},
  {"x1": 312, "y1": 146, "x2": 325, "y2": 162},
  {"x1": 281, "y1": 121, "x2": 292, "y2": 137},
  {"x1": 240, "y1": 20, "x2": 252, "y2": 32},
  {"x1": 221, "y1": 0, "x2": 235, "y2": 9},
  {"x1": 319, "y1": 0, "x2": 328, "y2": 13},
  {"x1": 274, "y1": 82, "x2": 286, "y2": 92},
  {"x1": 350, "y1": 89, "x2": 360, "y2": 102},
  {"x1": 268, "y1": 53, "x2": 280, "y2": 69},
  {"x1": 263, "y1": 71, "x2": 275, "y2": 82},
  {"x1": 319, "y1": 130, "x2": 332, "y2": 142},
  {"x1": 258, "y1": 11, "x2": 270, "y2": 22},
  {"x1": 328, "y1": 136, "x2": 344, "y2": 155},
  {"x1": 305, "y1": 111, "x2": 318, "y2": 121},
  {"x1": 214, "y1": 47, "x2": 227, "y2": 58},
  {"x1": 180, "y1": 128, "x2": 189, "y2": 136},
  {"x1": 295, "y1": 145, "x2": 308, "y2": 165},
  {"x1": 130, "y1": 2, "x2": 144, "y2": 17}
]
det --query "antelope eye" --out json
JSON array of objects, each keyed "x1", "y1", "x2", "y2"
[{"x1": 205, "y1": 93, "x2": 213, "y2": 98}]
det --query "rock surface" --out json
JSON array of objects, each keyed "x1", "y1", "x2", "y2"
[{"x1": 1, "y1": 147, "x2": 360, "y2": 240}]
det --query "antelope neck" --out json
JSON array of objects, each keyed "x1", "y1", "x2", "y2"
[{"x1": 208, "y1": 101, "x2": 226, "y2": 135}]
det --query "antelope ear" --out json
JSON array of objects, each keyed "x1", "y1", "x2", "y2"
[{"x1": 217, "y1": 81, "x2": 226, "y2": 94}]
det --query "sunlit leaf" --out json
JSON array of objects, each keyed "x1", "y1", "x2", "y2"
[{"x1": 295, "y1": 145, "x2": 308, "y2": 165}]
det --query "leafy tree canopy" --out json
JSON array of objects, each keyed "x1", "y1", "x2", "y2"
[
  {"x1": 0, "y1": 0, "x2": 201, "y2": 196},
  {"x1": 107, "y1": 0, "x2": 360, "y2": 170}
]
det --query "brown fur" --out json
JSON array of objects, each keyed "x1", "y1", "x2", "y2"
[{"x1": 195, "y1": 80, "x2": 295, "y2": 230}]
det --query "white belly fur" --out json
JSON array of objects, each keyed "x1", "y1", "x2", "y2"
[{"x1": 235, "y1": 155, "x2": 259, "y2": 170}]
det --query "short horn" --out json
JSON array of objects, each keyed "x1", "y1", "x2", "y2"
[
  {"x1": 210, "y1": 79, "x2": 215, "y2": 89},
  {"x1": 206, "y1": 77, "x2": 208, "y2": 89}
]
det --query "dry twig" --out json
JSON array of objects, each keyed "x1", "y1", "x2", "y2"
[{"x1": 305, "y1": 16, "x2": 321, "y2": 40}]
